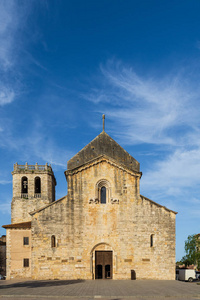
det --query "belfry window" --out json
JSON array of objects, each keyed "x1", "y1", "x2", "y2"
[
  {"x1": 35, "y1": 177, "x2": 41, "y2": 194},
  {"x1": 21, "y1": 177, "x2": 28, "y2": 194},
  {"x1": 101, "y1": 186, "x2": 106, "y2": 204},
  {"x1": 51, "y1": 235, "x2": 56, "y2": 248}
]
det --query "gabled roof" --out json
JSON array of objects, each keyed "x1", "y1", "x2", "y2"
[
  {"x1": 2, "y1": 221, "x2": 31, "y2": 229},
  {"x1": 67, "y1": 131, "x2": 140, "y2": 172},
  {"x1": 65, "y1": 154, "x2": 142, "y2": 178}
]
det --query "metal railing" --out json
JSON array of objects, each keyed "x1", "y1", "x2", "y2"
[
  {"x1": 21, "y1": 193, "x2": 28, "y2": 198},
  {"x1": 14, "y1": 162, "x2": 52, "y2": 172},
  {"x1": 34, "y1": 193, "x2": 41, "y2": 198}
]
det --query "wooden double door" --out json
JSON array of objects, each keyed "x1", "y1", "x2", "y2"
[{"x1": 95, "y1": 251, "x2": 113, "y2": 279}]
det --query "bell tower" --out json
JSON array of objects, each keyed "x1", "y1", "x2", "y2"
[{"x1": 11, "y1": 163, "x2": 56, "y2": 224}]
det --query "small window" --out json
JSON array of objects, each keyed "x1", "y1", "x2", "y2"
[
  {"x1": 96, "y1": 179, "x2": 111, "y2": 204},
  {"x1": 35, "y1": 177, "x2": 41, "y2": 194},
  {"x1": 21, "y1": 177, "x2": 28, "y2": 194},
  {"x1": 101, "y1": 186, "x2": 106, "y2": 204},
  {"x1": 23, "y1": 258, "x2": 29, "y2": 267},
  {"x1": 150, "y1": 234, "x2": 154, "y2": 247},
  {"x1": 51, "y1": 235, "x2": 56, "y2": 248},
  {"x1": 23, "y1": 237, "x2": 29, "y2": 245}
]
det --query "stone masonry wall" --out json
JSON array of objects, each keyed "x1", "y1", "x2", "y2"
[
  {"x1": 12, "y1": 170, "x2": 56, "y2": 224},
  {"x1": 0, "y1": 241, "x2": 6, "y2": 276},
  {"x1": 31, "y1": 158, "x2": 176, "y2": 280}
]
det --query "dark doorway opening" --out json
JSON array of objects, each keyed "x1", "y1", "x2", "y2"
[
  {"x1": 96, "y1": 264, "x2": 103, "y2": 279},
  {"x1": 95, "y1": 251, "x2": 112, "y2": 279},
  {"x1": 105, "y1": 264, "x2": 111, "y2": 279}
]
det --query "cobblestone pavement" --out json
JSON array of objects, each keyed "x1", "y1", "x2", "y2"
[{"x1": 0, "y1": 279, "x2": 199, "y2": 300}]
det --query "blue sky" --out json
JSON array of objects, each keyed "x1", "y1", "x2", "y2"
[{"x1": 0, "y1": 0, "x2": 200, "y2": 261}]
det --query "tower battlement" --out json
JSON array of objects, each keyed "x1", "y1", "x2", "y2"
[{"x1": 13, "y1": 162, "x2": 54, "y2": 174}]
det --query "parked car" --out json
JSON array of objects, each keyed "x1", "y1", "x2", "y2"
[
  {"x1": 178, "y1": 269, "x2": 196, "y2": 282},
  {"x1": 0, "y1": 274, "x2": 5, "y2": 280},
  {"x1": 196, "y1": 271, "x2": 200, "y2": 280},
  {"x1": 176, "y1": 269, "x2": 179, "y2": 280}
]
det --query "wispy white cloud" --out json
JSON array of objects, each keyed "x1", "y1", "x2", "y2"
[
  {"x1": 26, "y1": 136, "x2": 69, "y2": 169},
  {"x1": 23, "y1": 50, "x2": 49, "y2": 72},
  {"x1": 0, "y1": 118, "x2": 71, "y2": 169},
  {"x1": 0, "y1": 1, "x2": 35, "y2": 69},
  {"x1": 0, "y1": 1, "x2": 34, "y2": 108},
  {"x1": 0, "y1": 1, "x2": 21, "y2": 70},
  {"x1": 142, "y1": 148, "x2": 200, "y2": 195},
  {"x1": 0, "y1": 87, "x2": 15, "y2": 106},
  {"x1": 86, "y1": 60, "x2": 200, "y2": 147},
  {"x1": 0, "y1": 1, "x2": 19, "y2": 107},
  {"x1": 85, "y1": 60, "x2": 200, "y2": 213},
  {"x1": 0, "y1": 199, "x2": 11, "y2": 215},
  {"x1": 0, "y1": 180, "x2": 11, "y2": 185}
]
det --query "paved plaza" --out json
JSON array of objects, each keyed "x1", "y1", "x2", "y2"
[{"x1": 0, "y1": 279, "x2": 200, "y2": 300}]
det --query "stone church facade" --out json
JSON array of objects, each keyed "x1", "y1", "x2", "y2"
[{"x1": 3, "y1": 127, "x2": 177, "y2": 280}]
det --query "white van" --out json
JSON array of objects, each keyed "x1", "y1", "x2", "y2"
[{"x1": 178, "y1": 269, "x2": 196, "y2": 282}]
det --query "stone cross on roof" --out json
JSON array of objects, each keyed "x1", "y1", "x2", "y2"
[{"x1": 102, "y1": 114, "x2": 105, "y2": 132}]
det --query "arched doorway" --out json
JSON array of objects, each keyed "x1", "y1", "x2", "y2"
[
  {"x1": 91, "y1": 243, "x2": 113, "y2": 279},
  {"x1": 95, "y1": 251, "x2": 112, "y2": 279}
]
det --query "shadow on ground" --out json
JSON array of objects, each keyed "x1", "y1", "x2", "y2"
[{"x1": 0, "y1": 279, "x2": 85, "y2": 289}]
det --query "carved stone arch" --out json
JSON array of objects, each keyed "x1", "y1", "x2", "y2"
[
  {"x1": 90, "y1": 242, "x2": 113, "y2": 254},
  {"x1": 95, "y1": 179, "x2": 111, "y2": 204},
  {"x1": 90, "y1": 242, "x2": 115, "y2": 280}
]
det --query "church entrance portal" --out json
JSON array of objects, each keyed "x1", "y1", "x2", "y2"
[{"x1": 95, "y1": 251, "x2": 112, "y2": 279}]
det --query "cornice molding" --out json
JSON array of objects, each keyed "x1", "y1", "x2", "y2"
[{"x1": 65, "y1": 154, "x2": 142, "y2": 178}]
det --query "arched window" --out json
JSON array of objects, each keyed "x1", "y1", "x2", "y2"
[
  {"x1": 21, "y1": 177, "x2": 28, "y2": 194},
  {"x1": 51, "y1": 235, "x2": 56, "y2": 248},
  {"x1": 150, "y1": 234, "x2": 154, "y2": 247},
  {"x1": 96, "y1": 179, "x2": 111, "y2": 204},
  {"x1": 35, "y1": 177, "x2": 41, "y2": 194},
  {"x1": 101, "y1": 186, "x2": 106, "y2": 204}
]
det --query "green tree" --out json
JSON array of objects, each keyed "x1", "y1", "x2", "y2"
[{"x1": 181, "y1": 234, "x2": 200, "y2": 269}]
